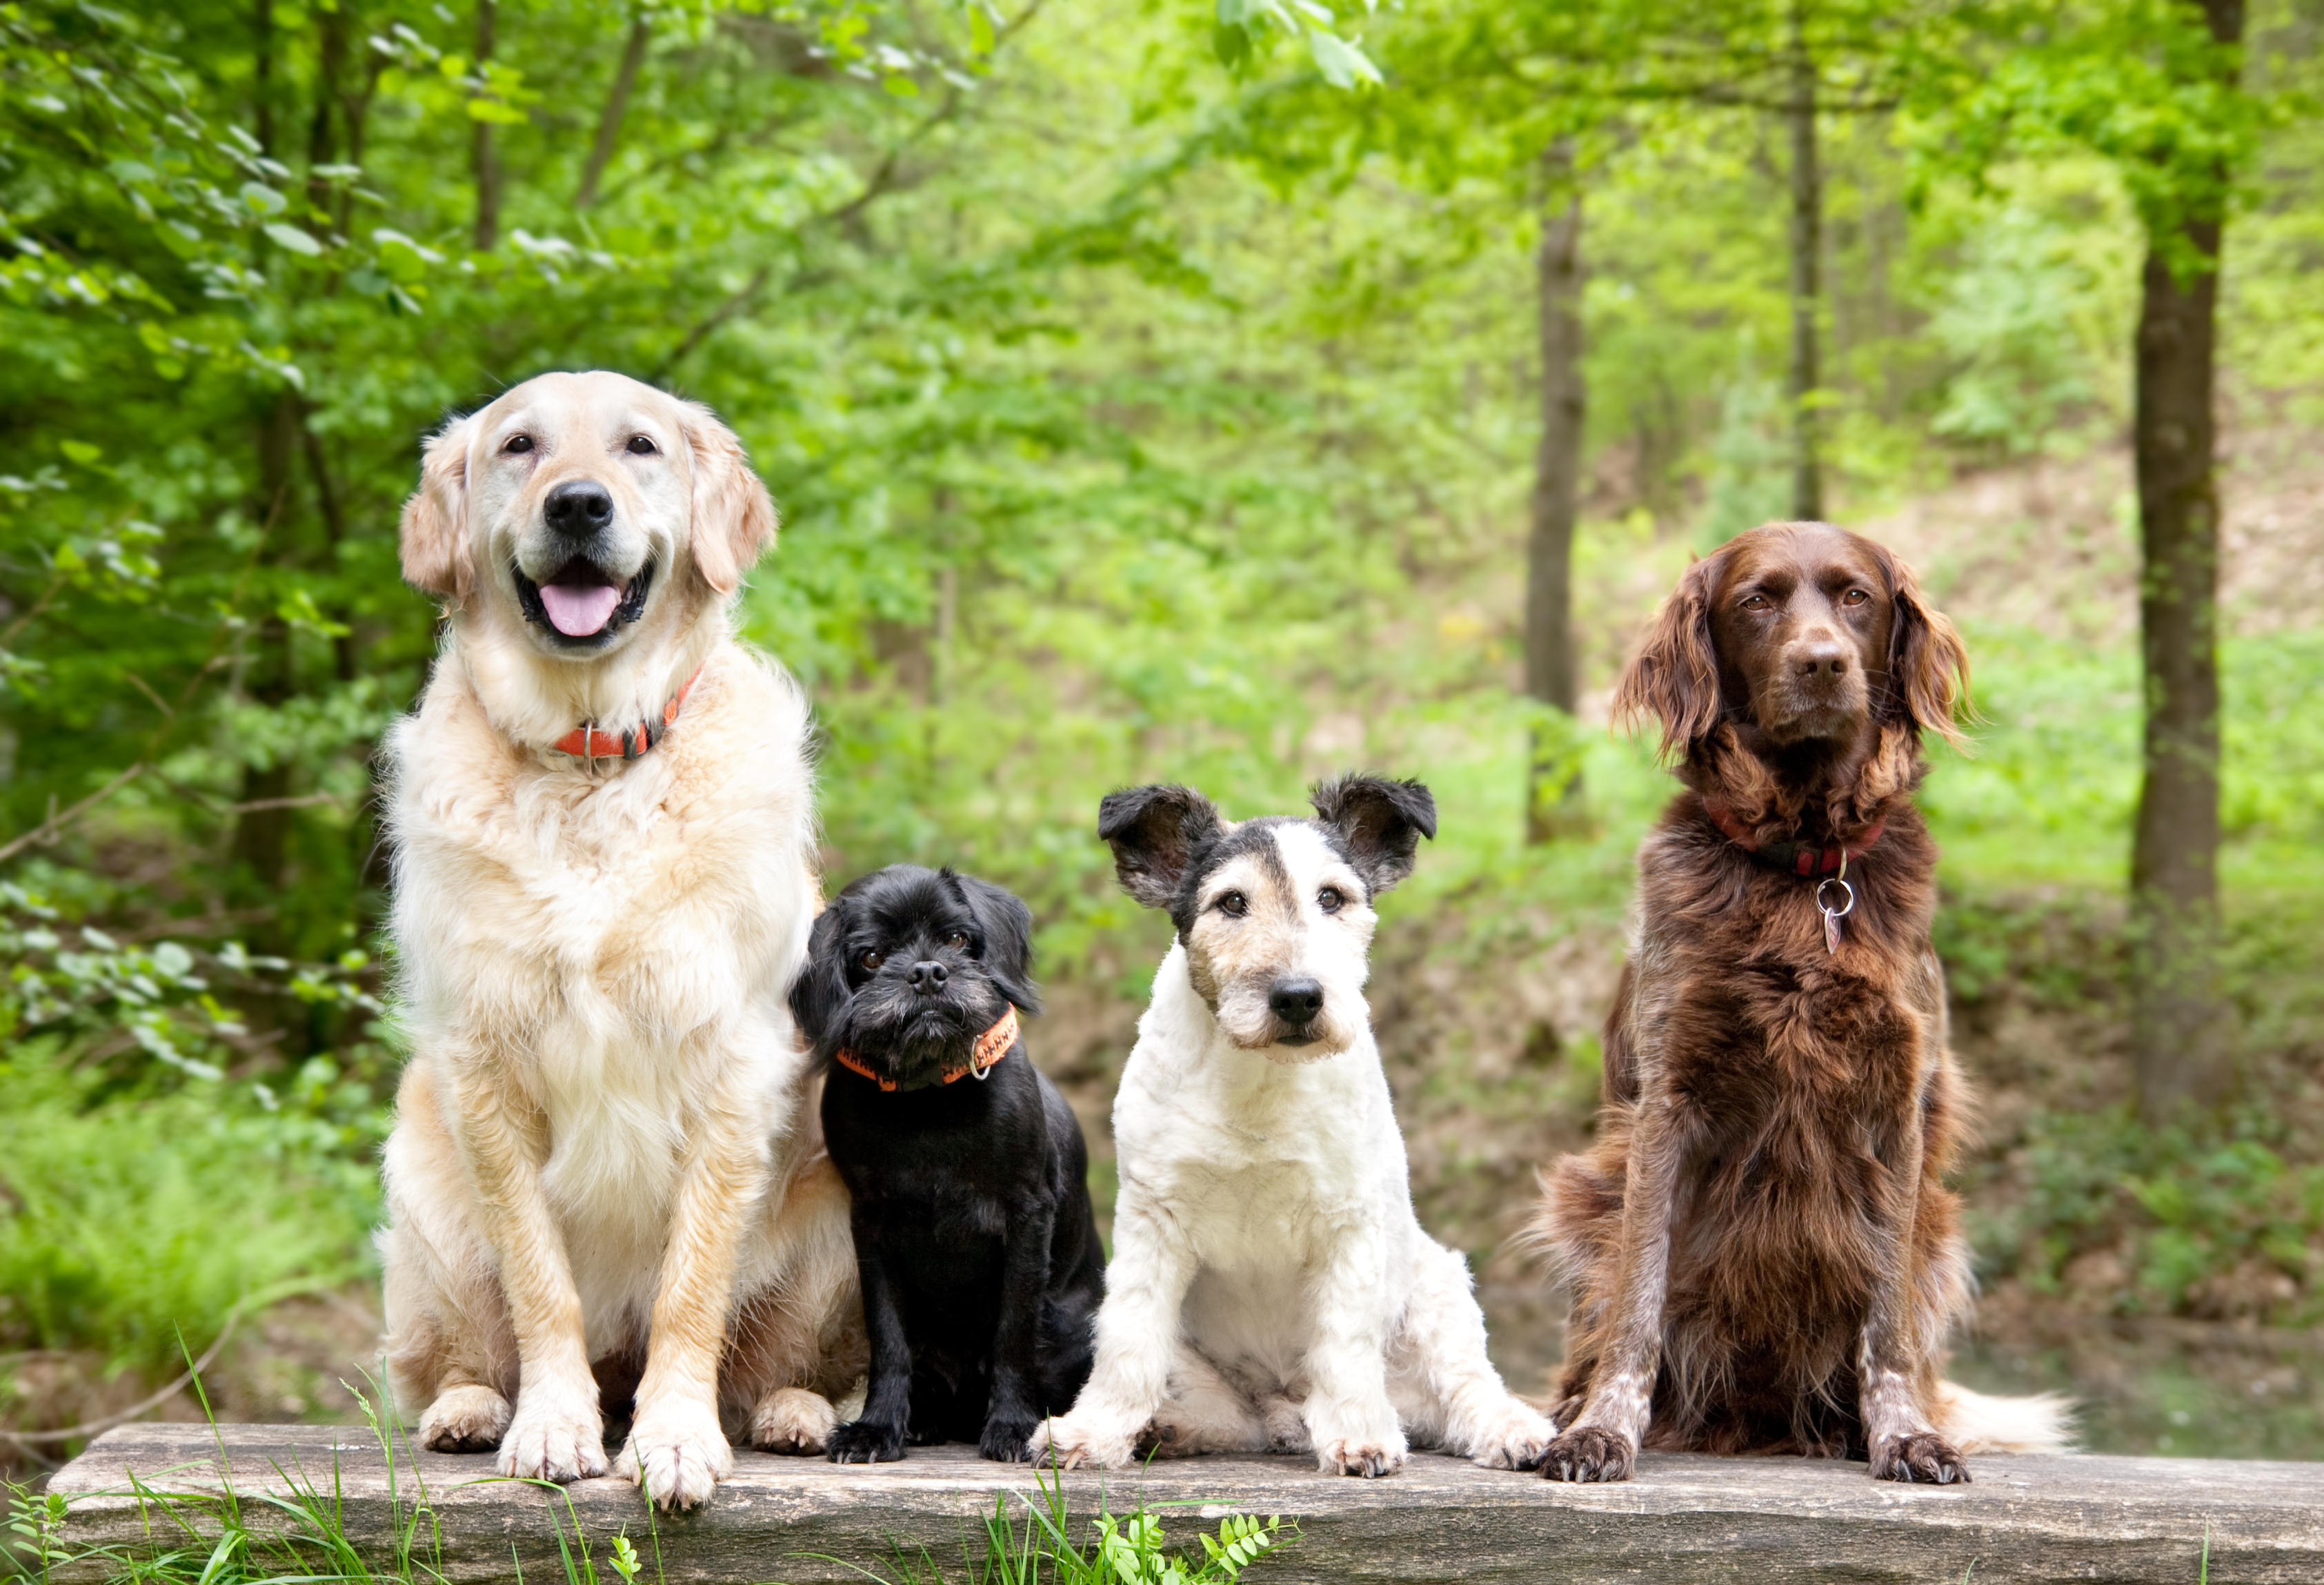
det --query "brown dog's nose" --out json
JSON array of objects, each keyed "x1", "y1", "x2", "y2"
[
  {"x1": 908, "y1": 961, "x2": 949, "y2": 994},
  {"x1": 1797, "y1": 639, "x2": 1849, "y2": 678}
]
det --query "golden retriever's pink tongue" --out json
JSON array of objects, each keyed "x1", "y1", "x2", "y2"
[{"x1": 541, "y1": 581, "x2": 621, "y2": 637}]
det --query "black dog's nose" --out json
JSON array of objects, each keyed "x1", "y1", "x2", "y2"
[
  {"x1": 544, "y1": 480, "x2": 615, "y2": 536},
  {"x1": 908, "y1": 961, "x2": 949, "y2": 994},
  {"x1": 1268, "y1": 977, "x2": 1324, "y2": 1025}
]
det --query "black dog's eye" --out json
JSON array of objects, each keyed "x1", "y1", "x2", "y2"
[
  {"x1": 1841, "y1": 587, "x2": 1870, "y2": 607},
  {"x1": 504, "y1": 435, "x2": 533, "y2": 454},
  {"x1": 1217, "y1": 891, "x2": 1248, "y2": 918},
  {"x1": 1317, "y1": 887, "x2": 1344, "y2": 914},
  {"x1": 860, "y1": 949, "x2": 885, "y2": 971},
  {"x1": 626, "y1": 434, "x2": 657, "y2": 455},
  {"x1": 944, "y1": 931, "x2": 969, "y2": 951}
]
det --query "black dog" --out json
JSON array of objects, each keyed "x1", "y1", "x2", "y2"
[{"x1": 791, "y1": 865, "x2": 1106, "y2": 1463}]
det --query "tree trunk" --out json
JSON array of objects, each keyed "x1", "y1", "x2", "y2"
[
  {"x1": 230, "y1": 391, "x2": 304, "y2": 952},
  {"x1": 1525, "y1": 144, "x2": 1589, "y2": 843},
  {"x1": 1784, "y1": 7, "x2": 1823, "y2": 522},
  {"x1": 577, "y1": 15, "x2": 652, "y2": 208},
  {"x1": 2130, "y1": 0, "x2": 2243, "y2": 1123},
  {"x1": 473, "y1": 0, "x2": 501, "y2": 251}
]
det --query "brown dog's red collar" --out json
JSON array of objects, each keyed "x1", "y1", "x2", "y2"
[
  {"x1": 835, "y1": 1005, "x2": 1020, "y2": 1092},
  {"x1": 553, "y1": 664, "x2": 704, "y2": 760},
  {"x1": 1702, "y1": 798, "x2": 1886, "y2": 877}
]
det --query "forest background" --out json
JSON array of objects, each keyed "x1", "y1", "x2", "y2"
[{"x1": 3, "y1": 0, "x2": 2322, "y2": 1479}]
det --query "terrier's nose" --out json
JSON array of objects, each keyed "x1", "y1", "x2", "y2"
[
  {"x1": 544, "y1": 480, "x2": 615, "y2": 536},
  {"x1": 1268, "y1": 977, "x2": 1324, "y2": 1025},
  {"x1": 908, "y1": 961, "x2": 949, "y2": 994},
  {"x1": 1797, "y1": 638, "x2": 1848, "y2": 678}
]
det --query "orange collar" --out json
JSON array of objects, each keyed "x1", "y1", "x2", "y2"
[
  {"x1": 553, "y1": 664, "x2": 703, "y2": 760},
  {"x1": 834, "y1": 1005, "x2": 1020, "y2": 1092}
]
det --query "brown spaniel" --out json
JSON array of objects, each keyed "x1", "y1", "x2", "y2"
[{"x1": 1533, "y1": 522, "x2": 2067, "y2": 1484}]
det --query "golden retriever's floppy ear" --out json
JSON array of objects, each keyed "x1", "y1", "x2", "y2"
[
  {"x1": 1613, "y1": 549, "x2": 1727, "y2": 761},
  {"x1": 399, "y1": 413, "x2": 478, "y2": 600},
  {"x1": 682, "y1": 402, "x2": 777, "y2": 596},
  {"x1": 1880, "y1": 546, "x2": 1972, "y2": 750}
]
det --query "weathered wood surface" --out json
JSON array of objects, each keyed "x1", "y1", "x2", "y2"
[{"x1": 42, "y1": 1424, "x2": 2323, "y2": 1584}]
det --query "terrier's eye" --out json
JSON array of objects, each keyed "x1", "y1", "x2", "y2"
[
  {"x1": 1841, "y1": 587, "x2": 1870, "y2": 607},
  {"x1": 860, "y1": 950, "x2": 885, "y2": 971},
  {"x1": 1217, "y1": 892, "x2": 1248, "y2": 918},
  {"x1": 1317, "y1": 887, "x2": 1344, "y2": 914},
  {"x1": 626, "y1": 434, "x2": 657, "y2": 455},
  {"x1": 504, "y1": 435, "x2": 533, "y2": 455},
  {"x1": 944, "y1": 931, "x2": 969, "y2": 951}
]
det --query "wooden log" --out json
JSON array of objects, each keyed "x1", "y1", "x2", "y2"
[{"x1": 38, "y1": 1424, "x2": 2320, "y2": 1584}]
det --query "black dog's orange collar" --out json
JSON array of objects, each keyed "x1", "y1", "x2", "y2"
[
  {"x1": 835, "y1": 1005, "x2": 1018, "y2": 1092},
  {"x1": 1703, "y1": 798, "x2": 1887, "y2": 877}
]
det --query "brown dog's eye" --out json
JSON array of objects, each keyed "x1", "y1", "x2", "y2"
[
  {"x1": 945, "y1": 931, "x2": 969, "y2": 950},
  {"x1": 861, "y1": 950, "x2": 885, "y2": 971},
  {"x1": 504, "y1": 435, "x2": 533, "y2": 454},
  {"x1": 626, "y1": 435, "x2": 657, "y2": 455},
  {"x1": 1218, "y1": 892, "x2": 1248, "y2": 918},
  {"x1": 1317, "y1": 887, "x2": 1344, "y2": 914},
  {"x1": 1740, "y1": 593, "x2": 1771, "y2": 611},
  {"x1": 1842, "y1": 588, "x2": 1870, "y2": 607}
]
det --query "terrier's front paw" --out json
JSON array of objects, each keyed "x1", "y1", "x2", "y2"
[
  {"x1": 1317, "y1": 1435, "x2": 1407, "y2": 1478},
  {"x1": 980, "y1": 1412, "x2": 1040, "y2": 1464},
  {"x1": 497, "y1": 1392, "x2": 609, "y2": 1484},
  {"x1": 1871, "y1": 1431, "x2": 1970, "y2": 1485},
  {"x1": 827, "y1": 1418, "x2": 908, "y2": 1464},
  {"x1": 617, "y1": 1397, "x2": 734, "y2": 1510},
  {"x1": 1469, "y1": 1400, "x2": 1558, "y2": 1471},
  {"x1": 1027, "y1": 1415, "x2": 1135, "y2": 1470},
  {"x1": 1540, "y1": 1426, "x2": 1633, "y2": 1483},
  {"x1": 419, "y1": 1384, "x2": 511, "y2": 1453},
  {"x1": 749, "y1": 1388, "x2": 838, "y2": 1455}
]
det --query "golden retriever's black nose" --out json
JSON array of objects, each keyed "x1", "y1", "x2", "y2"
[
  {"x1": 908, "y1": 960, "x2": 949, "y2": 994},
  {"x1": 545, "y1": 480, "x2": 615, "y2": 536},
  {"x1": 1268, "y1": 977, "x2": 1324, "y2": 1024}
]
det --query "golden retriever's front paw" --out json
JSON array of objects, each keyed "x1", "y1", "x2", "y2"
[
  {"x1": 419, "y1": 1384, "x2": 511, "y2": 1453},
  {"x1": 618, "y1": 1397, "x2": 734, "y2": 1510},
  {"x1": 748, "y1": 1387, "x2": 838, "y2": 1455},
  {"x1": 1469, "y1": 1400, "x2": 1558, "y2": 1470},
  {"x1": 497, "y1": 1393, "x2": 608, "y2": 1484},
  {"x1": 1027, "y1": 1414, "x2": 1135, "y2": 1470},
  {"x1": 1316, "y1": 1435, "x2": 1407, "y2": 1478}
]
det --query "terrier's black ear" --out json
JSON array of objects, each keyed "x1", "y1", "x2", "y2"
[
  {"x1": 951, "y1": 872, "x2": 1042, "y2": 1016},
  {"x1": 1096, "y1": 785, "x2": 1224, "y2": 911},
  {"x1": 1310, "y1": 774, "x2": 1437, "y2": 896},
  {"x1": 788, "y1": 900, "x2": 855, "y2": 1056}
]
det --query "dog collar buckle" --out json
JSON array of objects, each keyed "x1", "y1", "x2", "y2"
[{"x1": 1815, "y1": 853, "x2": 1854, "y2": 955}]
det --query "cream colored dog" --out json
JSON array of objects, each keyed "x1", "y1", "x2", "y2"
[{"x1": 377, "y1": 371, "x2": 862, "y2": 1511}]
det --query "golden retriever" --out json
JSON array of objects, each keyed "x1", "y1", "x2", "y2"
[{"x1": 377, "y1": 370, "x2": 862, "y2": 1510}]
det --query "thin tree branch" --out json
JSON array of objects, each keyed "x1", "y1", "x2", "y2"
[
  {"x1": 0, "y1": 762, "x2": 147, "y2": 867},
  {"x1": 577, "y1": 14, "x2": 652, "y2": 208}
]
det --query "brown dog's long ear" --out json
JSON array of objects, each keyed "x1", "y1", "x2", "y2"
[
  {"x1": 682, "y1": 402, "x2": 777, "y2": 597},
  {"x1": 1883, "y1": 550, "x2": 1972, "y2": 750},
  {"x1": 1612, "y1": 551, "x2": 1726, "y2": 761},
  {"x1": 1096, "y1": 785, "x2": 1224, "y2": 912},
  {"x1": 1310, "y1": 774, "x2": 1436, "y2": 896},
  {"x1": 399, "y1": 413, "x2": 478, "y2": 600}
]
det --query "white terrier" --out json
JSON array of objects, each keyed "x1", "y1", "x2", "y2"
[{"x1": 1031, "y1": 776, "x2": 1554, "y2": 1477}]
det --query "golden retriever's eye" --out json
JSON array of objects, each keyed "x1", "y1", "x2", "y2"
[
  {"x1": 860, "y1": 949, "x2": 884, "y2": 971},
  {"x1": 1842, "y1": 588, "x2": 1871, "y2": 607},
  {"x1": 945, "y1": 931, "x2": 969, "y2": 951},
  {"x1": 1317, "y1": 887, "x2": 1344, "y2": 914},
  {"x1": 1217, "y1": 891, "x2": 1248, "y2": 918},
  {"x1": 626, "y1": 435, "x2": 657, "y2": 455},
  {"x1": 504, "y1": 435, "x2": 533, "y2": 455}
]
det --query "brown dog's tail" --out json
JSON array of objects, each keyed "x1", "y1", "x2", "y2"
[{"x1": 1934, "y1": 1380, "x2": 2076, "y2": 1455}]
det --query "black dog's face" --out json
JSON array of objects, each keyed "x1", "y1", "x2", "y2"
[{"x1": 791, "y1": 865, "x2": 1040, "y2": 1091}]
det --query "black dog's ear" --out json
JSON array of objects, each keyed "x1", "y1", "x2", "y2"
[
  {"x1": 1310, "y1": 774, "x2": 1437, "y2": 896},
  {"x1": 951, "y1": 872, "x2": 1042, "y2": 1016},
  {"x1": 788, "y1": 900, "x2": 855, "y2": 1055},
  {"x1": 1096, "y1": 785, "x2": 1224, "y2": 911}
]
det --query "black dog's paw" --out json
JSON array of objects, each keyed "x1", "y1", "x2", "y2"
[
  {"x1": 1871, "y1": 1432, "x2": 1970, "y2": 1485},
  {"x1": 1539, "y1": 1426, "x2": 1635, "y2": 1484},
  {"x1": 979, "y1": 1415, "x2": 1039, "y2": 1464},
  {"x1": 826, "y1": 1419, "x2": 908, "y2": 1465}
]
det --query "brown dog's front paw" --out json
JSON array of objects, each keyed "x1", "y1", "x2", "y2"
[
  {"x1": 1540, "y1": 1426, "x2": 1634, "y2": 1483},
  {"x1": 1871, "y1": 1431, "x2": 1969, "y2": 1484}
]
